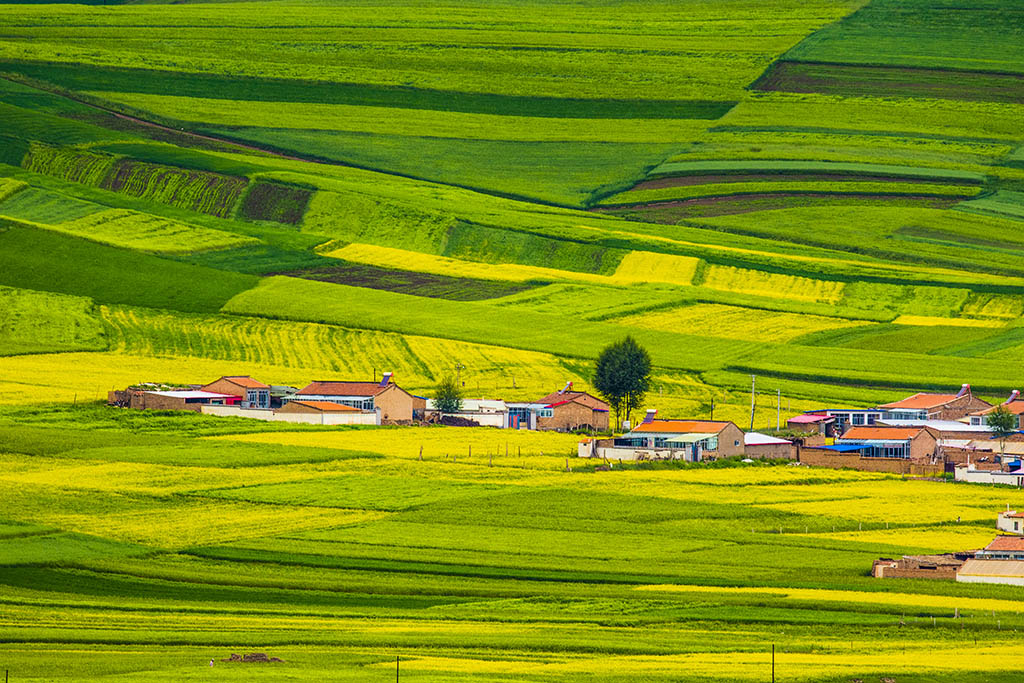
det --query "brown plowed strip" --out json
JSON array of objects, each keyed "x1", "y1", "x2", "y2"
[
  {"x1": 594, "y1": 193, "x2": 959, "y2": 218},
  {"x1": 753, "y1": 61, "x2": 1024, "y2": 104},
  {"x1": 632, "y1": 173, "x2": 968, "y2": 190}
]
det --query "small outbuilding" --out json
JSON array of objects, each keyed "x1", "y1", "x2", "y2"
[{"x1": 743, "y1": 432, "x2": 794, "y2": 459}]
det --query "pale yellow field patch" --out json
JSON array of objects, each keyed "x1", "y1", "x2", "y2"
[
  {"x1": 639, "y1": 582, "x2": 1024, "y2": 615},
  {"x1": 892, "y1": 314, "x2": 1005, "y2": 328},
  {"x1": 48, "y1": 501, "x2": 381, "y2": 550},
  {"x1": 616, "y1": 302, "x2": 862, "y2": 342},
  {"x1": 216, "y1": 427, "x2": 582, "y2": 464},
  {"x1": 797, "y1": 524, "x2": 997, "y2": 553}
]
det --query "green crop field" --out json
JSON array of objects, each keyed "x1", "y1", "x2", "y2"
[{"x1": 2, "y1": 0, "x2": 1024, "y2": 680}]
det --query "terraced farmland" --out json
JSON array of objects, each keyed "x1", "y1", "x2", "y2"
[{"x1": 1, "y1": 0, "x2": 1024, "y2": 680}]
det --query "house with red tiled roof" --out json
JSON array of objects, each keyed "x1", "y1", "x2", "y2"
[
  {"x1": 583, "y1": 410, "x2": 744, "y2": 461},
  {"x1": 976, "y1": 535, "x2": 1024, "y2": 560},
  {"x1": 968, "y1": 391, "x2": 1024, "y2": 429},
  {"x1": 202, "y1": 376, "x2": 271, "y2": 409},
  {"x1": 879, "y1": 384, "x2": 990, "y2": 421},
  {"x1": 291, "y1": 372, "x2": 420, "y2": 423},
  {"x1": 532, "y1": 382, "x2": 609, "y2": 432}
]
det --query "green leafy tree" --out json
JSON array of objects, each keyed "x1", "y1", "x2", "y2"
[
  {"x1": 434, "y1": 374, "x2": 463, "y2": 415},
  {"x1": 987, "y1": 405, "x2": 1018, "y2": 458},
  {"x1": 593, "y1": 336, "x2": 652, "y2": 431}
]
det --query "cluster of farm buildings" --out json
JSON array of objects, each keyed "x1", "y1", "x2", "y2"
[
  {"x1": 108, "y1": 374, "x2": 612, "y2": 431},
  {"x1": 111, "y1": 376, "x2": 1024, "y2": 479},
  {"x1": 875, "y1": 509, "x2": 1024, "y2": 587}
]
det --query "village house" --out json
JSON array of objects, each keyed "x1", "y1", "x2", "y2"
[
  {"x1": 532, "y1": 383, "x2": 609, "y2": 432},
  {"x1": 797, "y1": 408, "x2": 886, "y2": 436},
  {"x1": 202, "y1": 376, "x2": 271, "y2": 409},
  {"x1": 876, "y1": 417, "x2": 993, "y2": 443},
  {"x1": 290, "y1": 372, "x2": 420, "y2": 423},
  {"x1": 879, "y1": 384, "x2": 990, "y2": 421},
  {"x1": 581, "y1": 410, "x2": 744, "y2": 461},
  {"x1": 799, "y1": 425, "x2": 941, "y2": 474},
  {"x1": 872, "y1": 554, "x2": 966, "y2": 580},
  {"x1": 997, "y1": 509, "x2": 1024, "y2": 535},
  {"x1": 743, "y1": 432, "x2": 795, "y2": 459},
  {"x1": 967, "y1": 390, "x2": 1024, "y2": 428},
  {"x1": 109, "y1": 388, "x2": 238, "y2": 412},
  {"x1": 954, "y1": 464, "x2": 1024, "y2": 486},
  {"x1": 975, "y1": 536, "x2": 1024, "y2": 561}
]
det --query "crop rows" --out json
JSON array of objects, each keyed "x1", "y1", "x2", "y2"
[
  {"x1": 237, "y1": 181, "x2": 313, "y2": 224},
  {"x1": 0, "y1": 285, "x2": 105, "y2": 356},
  {"x1": 44, "y1": 208, "x2": 258, "y2": 254}
]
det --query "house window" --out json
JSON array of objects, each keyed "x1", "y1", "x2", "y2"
[
  {"x1": 1015, "y1": 521, "x2": 1019, "y2": 532},
  {"x1": 734, "y1": 439, "x2": 740, "y2": 447},
  {"x1": 539, "y1": 408, "x2": 553, "y2": 418},
  {"x1": 852, "y1": 414, "x2": 865, "y2": 426},
  {"x1": 867, "y1": 414, "x2": 877, "y2": 425}
]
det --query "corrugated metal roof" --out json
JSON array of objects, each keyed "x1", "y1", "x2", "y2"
[
  {"x1": 959, "y1": 559, "x2": 1024, "y2": 577},
  {"x1": 879, "y1": 419, "x2": 992, "y2": 432},
  {"x1": 745, "y1": 432, "x2": 792, "y2": 446},
  {"x1": 147, "y1": 390, "x2": 235, "y2": 399},
  {"x1": 788, "y1": 414, "x2": 833, "y2": 424}
]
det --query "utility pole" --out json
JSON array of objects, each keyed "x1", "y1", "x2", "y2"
[
  {"x1": 772, "y1": 643, "x2": 775, "y2": 683},
  {"x1": 710, "y1": 398, "x2": 714, "y2": 420},
  {"x1": 396, "y1": 655, "x2": 400, "y2": 682},
  {"x1": 749, "y1": 374, "x2": 756, "y2": 431},
  {"x1": 777, "y1": 388, "x2": 781, "y2": 431}
]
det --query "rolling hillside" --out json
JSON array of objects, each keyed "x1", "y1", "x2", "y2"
[{"x1": 2, "y1": 2, "x2": 1024, "y2": 679}]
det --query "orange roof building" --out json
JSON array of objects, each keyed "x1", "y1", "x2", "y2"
[
  {"x1": 202, "y1": 376, "x2": 271, "y2": 408},
  {"x1": 291, "y1": 373, "x2": 418, "y2": 423},
  {"x1": 879, "y1": 384, "x2": 990, "y2": 421},
  {"x1": 836, "y1": 425, "x2": 939, "y2": 462},
  {"x1": 622, "y1": 415, "x2": 745, "y2": 459},
  {"x1": 969, "y1": 391, "x2": 1024, "y2": 429}
]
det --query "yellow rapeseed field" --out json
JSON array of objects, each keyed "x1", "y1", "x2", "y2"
[
  {"x1": 892, "y1": 314, "x2": 1006, "y2": 328},
  {"x1": 701, "y1": 265, "x2": 846, "y2": 303},
  {"x1": 799, "y1": 524, "x2": 998, "y2": 553},
  {"x1": 610, "y1": 251, "x2": 700, "y2": 286}
]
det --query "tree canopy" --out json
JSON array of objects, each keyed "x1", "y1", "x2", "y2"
[
  {"x1": 593, "y1": 336, "x2": 651, "y2": 431},
  {"x1": 434, "y1": 374, "x2": 463, "y2": 415}
]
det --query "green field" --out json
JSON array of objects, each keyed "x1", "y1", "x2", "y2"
[{"x1": 2, "y1": 0, "x2": 1024, "y2": 680}]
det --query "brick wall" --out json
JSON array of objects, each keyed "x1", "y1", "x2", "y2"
[
  {"x1": 539, "y1": 401, "x2": 607, "y2": 432},
  {"x1": 745, "y1": 442, "x2": 795, "y2": 459},
  {"x1": 798, "y1": 447, "x2": 943, "y2": 476}
]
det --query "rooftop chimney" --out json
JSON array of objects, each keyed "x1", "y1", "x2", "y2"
[
  {"x1": 643, "y1": 409, "x2": 657, "y2": 424},
  {"x1": 380, "y1": 372, "x2": 393, "y2": 387},
  {"x1": 558, "y1": 381, "x2": 573, "y2": 395},
  {"x1": 956, "y1": 383, "x2": 971, "y2": 398},
  {"x1": 1006, "y1": 390, "x2": 1021, "y2": 405}
]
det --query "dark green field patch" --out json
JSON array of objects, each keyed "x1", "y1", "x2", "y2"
[
  {"x1": 752, "y1": 60, "x2": 1024, "y2": 104},
  {"x1": 0, "y1": 61, "x2": 735, "y2": 120},
  {"x1": 174, "y1": 243, "x2": 338, "y2": 274},
  {"x1": 794, "y1": 323, "x2": 1002, "y2": 355},
  {"x1": 238, "y1": 182, "x2": 313, "y2": 225},
  {"x1": 273, "y1": 260, "x2": 538, "y2": 301},
  {"x1": 0, "y1": 220, "x2": 257, "y2": 313}
]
